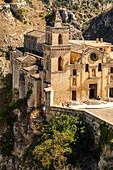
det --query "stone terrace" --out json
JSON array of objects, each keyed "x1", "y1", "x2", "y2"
[{"x1": 84, "y1": 107, "x2": 113, "y2": 125}]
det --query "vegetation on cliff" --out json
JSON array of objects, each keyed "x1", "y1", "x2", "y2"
[
  {"x1": 99, "y1": 123, "x2": 113, "y2": 151},
  {"x1": 0, "y1": 75, "x2": 112, "y2": 169},
  {"x1": 0, "y1": 74, "x2": 17, "y2": 156},
  {"x1": 33, "y1": 113, "x2": 94, "y2": 169},
  {"x1": 43, "y1": 0, "x2": 113, "y2": 24}
]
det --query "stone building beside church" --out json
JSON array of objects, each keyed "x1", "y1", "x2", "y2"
[{"x1": 10, "y1": 9, "x2": 113, "y2": 111}]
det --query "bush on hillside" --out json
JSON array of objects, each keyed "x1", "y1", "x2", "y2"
[{"x1": 15, "y1": 8, "x2": 26, "y2": 22}]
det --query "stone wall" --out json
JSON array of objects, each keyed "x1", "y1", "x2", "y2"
[
  {"x1": 48, "y1": 106, "x2": 113, "y2": 130},
  {"x1": 24, "y1": 34, "x2": 45, "y2": 54}
]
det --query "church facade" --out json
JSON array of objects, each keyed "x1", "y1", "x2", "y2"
[{"x1": 10, "y1": 9, "x2": 113, "y2": 111}]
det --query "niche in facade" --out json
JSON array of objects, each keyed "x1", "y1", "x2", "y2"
[
  {"x1": 72, "y1": 78, "x2": 76, "y2": 86},
  {"x1": 92, "y1": 68, "x2": 96, "y2": 76}
]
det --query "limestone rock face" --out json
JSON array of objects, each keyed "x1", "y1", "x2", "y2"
[
  {"x1": 13, "y1": 121, "x2": 33, "y2": 158},
  {"x1": 0, "y1": 108, "x2": 43, "y2": 169},
  {"x1": 53, "y1": 8, "x2": 83, "y2": 40},
  {"x1": 98, "y1": 145, "x2": 113, "y2": 170},
  {"x1": 59, "y1": 8, "x2": 68, "y2": 22},
  {"x1": 69, "y1": 25, "x2": 83, "y2": 40},
  {"x1": 98, "y1": 156, "x2": 108, "y2": 170},
  {"x1": 59, "y1": 8, "x2": 76, "y2": 23},
  {"x1": 83, "y1": 7, "x2": 113, "y2": 43}
]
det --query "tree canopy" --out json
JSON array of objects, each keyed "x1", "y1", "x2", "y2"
[{"x1": 33, "y1": 113, "x2": 94, "y2": 169}]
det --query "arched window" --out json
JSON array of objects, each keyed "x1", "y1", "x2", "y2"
[
  {"x1": 85, "y1": 64, "x2": 89, "y2": 72},
  {"x1": 98, "y1": 63, "x2": 102, "y2": 71},
  {"x1": 58, "y1": 57, "x2": 63, "y2": 71},
  {"x1": 73, "y1": 69, "x2": 77, "y2": 75},
  {"x1": 58, "y1": 34, "x2": 63, "y2": 45},
  {"x1": 46, "y1": 56, "x2": 49, "y2": 70}
]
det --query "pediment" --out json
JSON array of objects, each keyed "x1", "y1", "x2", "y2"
[
  {"x1": 83, "y1": 46, "x2": 103, "y2": 55},
  {"x1": 83, "y1": 48, "x2": 104, "y2": 64}
]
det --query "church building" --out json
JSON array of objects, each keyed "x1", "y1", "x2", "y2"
[{"x1": 10, "y1": 9, "x2": 113, "y2": 111}]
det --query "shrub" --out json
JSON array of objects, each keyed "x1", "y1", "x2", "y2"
[
  {"x1": 24, "y1": 20, "x2": 28, "y2": 24},
  {"x1": 15, "y1": 8, "x2": 26, "y2": 22},
  {"x1": 39, "y1": 12, "x2": 44, "y2": 17},
  {"x1": 99, "y1": 123, "x2": 113, "y2": 151},
  {"x1": 25, "y1": 0, "x2": 36, "y2": 9}
]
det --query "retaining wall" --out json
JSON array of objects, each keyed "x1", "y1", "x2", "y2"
[{"x1": 47, "y1": 106, "x2": 113, "y2": 130}]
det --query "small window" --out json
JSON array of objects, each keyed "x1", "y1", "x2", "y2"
[
  {"x1": 100, "y1": 48, "x2": 102, "y2": 51},
  {"x1": 58, "y1": 57, "x2": 63, "y2": 71},
  {"x1": 73, "y1": 69, "x2": 77, "y2": 75},
  {"x1": 58, "y1": 34, "x2": 63, "y2": 45},
  {"x1": 85, "y1": 64, "x2": 89, "y2": 72},
  {"x1": 72, "y1": 91, "x2": 76, "y2": 100},
  {"x1": 111, "y1": 67, "x2": 113, "y2": 73},
  {"x1": 46, "y1": 56, "x2": 49, "y2": 70},
  {"x1": 98, "y1": 63, "x2": 102, "y2": 71},
  {"x1": 109, "y1": 88, "x2": 113, "y2": 97},
  {"x1": 48, "y1": 34, "x2": 50, "y2": 44}
]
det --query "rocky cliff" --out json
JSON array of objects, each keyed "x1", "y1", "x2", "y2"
[
  {"x1": 0, "y1": 0, "x2": 46, "y2": 52},
  {"x1": 0, "y1": 108, "x2": 44, "y2": 170},
  {"x1": 83, "y1": 6, "x2": 113, "y2": 43}
]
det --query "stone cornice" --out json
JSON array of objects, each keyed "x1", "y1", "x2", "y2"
[
  {"x1": 43, "y1": 44, "x2": 71, "y2": 51},
  {"x1": 46, "y1": 26, "x2": 69, "y2": 33}
]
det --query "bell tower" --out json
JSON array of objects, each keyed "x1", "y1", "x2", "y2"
[
  {"x1": 43, "y1": 9, "x2": 71, "y2": 105},
  {"x1": 45, "y1": 9, "x2": 69, "y2": 46}
]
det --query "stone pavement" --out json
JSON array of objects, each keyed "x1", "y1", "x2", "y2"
[
  {"x1": 57, "y1": 102, "x2": 113, "y2": 125},
  {"x1": 84, "y1": 107, "x2": 113, "y2": 125}
]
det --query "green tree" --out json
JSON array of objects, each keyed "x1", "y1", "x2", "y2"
[{"x1": 33, "y1": 113, "x2": 94, "y2": 169}]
